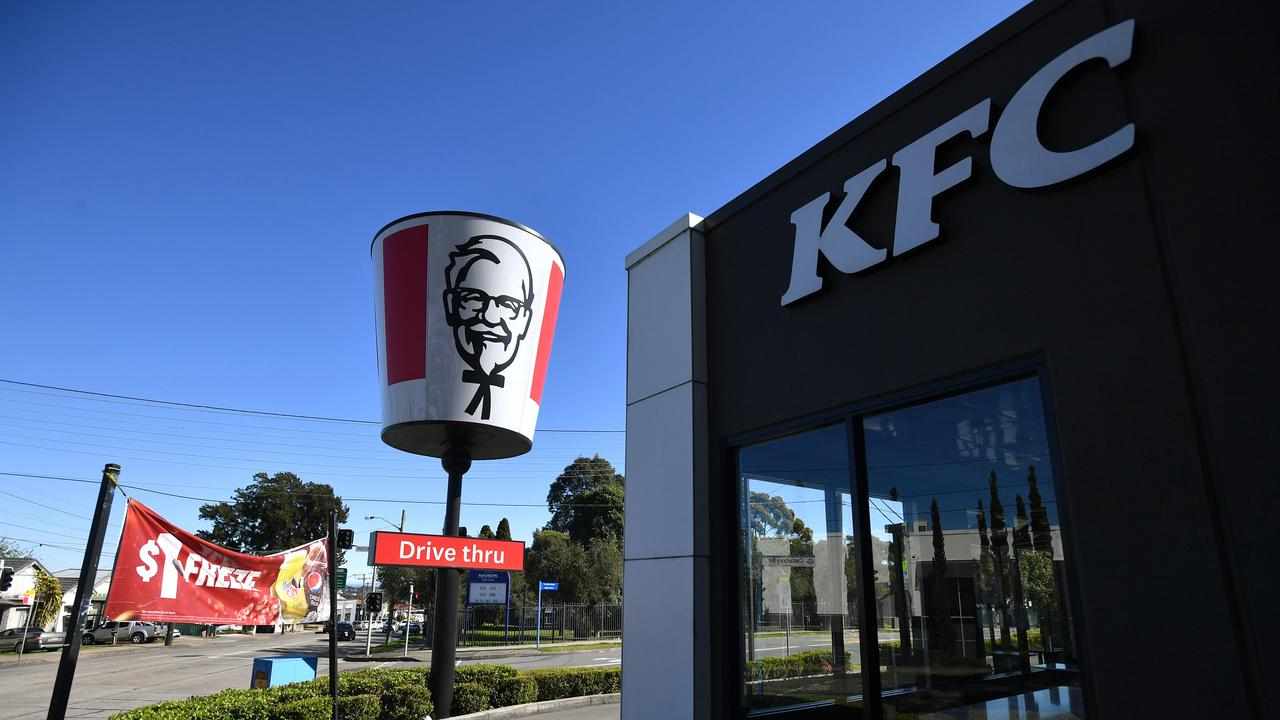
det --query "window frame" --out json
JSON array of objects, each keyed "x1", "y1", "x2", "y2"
[{"x1": 721, "y1": 357, "x2": 1088, "y2": 720}]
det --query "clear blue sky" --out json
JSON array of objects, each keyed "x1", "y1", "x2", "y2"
[{"x1": 1, "y1": 1, "x2": 1027, "y2": 581}]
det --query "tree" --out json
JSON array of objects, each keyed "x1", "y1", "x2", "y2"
[
  {"x1": 1013, "y1": 495, "x2": 1032, "y2": 551},
  {"x1": 749, "y1": 491, "x2": 796, "y2": 537},
  {"x1": 788, "y1": 518, "x2": 815, "y2": 602},
  {"x1": 524, "y1": 530, "x2": 588, "y2": 603},
  {"x1": 1021, "y1": 550, "x2": 1058, "y2": 651},
  {"x1": 31, "y1": 566, "x2": 63, "y2": 629},
  {"x1": 479, "y1": 525, "x2": 495, "y2": 539},
  {"x1": 1, "y1": 537, "x2": 29, "y2": 558},
  {"x1": 988, "y1": 472, "x2": 1012, "y2": 646},
  {"x1": 582, "y1": 536, "x2": 623, "y2": 605},
  {"x1": 1027, "y1": 466, "x2": 1053, "y2": 554},
  {"x1": 198, "y1": 472, "x2": 349, "y2": 557},
  {"x1": 927, "y1": 498, "x2": 950, "y2": 658},
  {"x1": 976, "y1": 500, "x2": 997, "y2": 644},
  {"x1": 546, "y1": 456, "x2": 624, "y2": 546},
  {"x1": 496, "y1": 518, "x2": 512, "y2": 541}
]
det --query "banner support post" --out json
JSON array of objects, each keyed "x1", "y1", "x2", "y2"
[
  {"x1": 429, "y1": 447, "x2": 470, "y2": 718},
  {"x1": 47, "y1": 463, "x2": 119, "y2": 720},
  {"x1": 329, "y1": 509, "x2": 339, "y2": 720}
]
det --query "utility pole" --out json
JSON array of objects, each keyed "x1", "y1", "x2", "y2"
[
  {"x1": 48, "y1": 463, "x2": 119, "y2": 720},
  {"x1": 403, "y1": 581, "x2": 413, "y2": 658},
  {"x1": 328, "y1": 510, "x2": 339, "y2": 720},
  {"x1": 365, "y1": 566, "x2": 377, "y2": 657}
]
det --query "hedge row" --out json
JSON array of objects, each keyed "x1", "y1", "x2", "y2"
[
  {"x1": 109, "y1": 663, "x2": 621, "y2": 719},
  {"x1": 744, "y1": 650, "x2": 853, "y2": 682}
]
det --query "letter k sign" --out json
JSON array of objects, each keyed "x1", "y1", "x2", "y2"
[{"x1": 780, "y1": 159, "x2": 888, "y2": 306}]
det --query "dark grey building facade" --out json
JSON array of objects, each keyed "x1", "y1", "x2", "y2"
[{"x1": 622, "y1": 1, "x2": 1276, "y2": 718}]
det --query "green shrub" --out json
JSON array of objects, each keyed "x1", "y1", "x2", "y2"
[
  {"x1": 450, "y1": 682, "x2": 492, "y2": 715},
  {"x1": 454, "y1": 663, "x2": 518, "y2": 689},
  {"x1": 525, "y1": 667, "x2": 621, "y2": 701},
  {"x1": 268, "y1": 682, "x2": 322, "y2": 704},
  {"x1": 490, "y1": 676, "x2": 537, "y2": 707},
  {"x1": 276, "y1": 697, "x2": 329, "y2": 720},
  {"x1": 338, "y1": 694, "x2": 381, "y2": 720},
  {"x1": 339, "y1": 673, "x2": 386, "y2": 698},
  {"x1": 377, "y1": 668, "x2": 429, "y2": 692},
  {"x1": 379, "y1": 683, "x2": 433, "y2": 720}
]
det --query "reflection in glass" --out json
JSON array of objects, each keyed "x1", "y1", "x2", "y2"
[
  {"x1": 864, "y1": 377, "x2": 1082, "y2": 717},
  {"x1": 738, "y1": 424, "x2": 863, "y2": 715}
]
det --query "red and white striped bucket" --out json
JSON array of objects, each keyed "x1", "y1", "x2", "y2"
[{"x1": 371, "y1": 212, "x2": 565, "y2": 460}]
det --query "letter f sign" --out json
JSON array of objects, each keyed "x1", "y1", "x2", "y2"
[{"x1": 780, "y1": 160, "x2": 888, "y2": 306}]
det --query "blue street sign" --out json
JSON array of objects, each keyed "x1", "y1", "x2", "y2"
[
  {"x1": 467, "y1": 570, "x2": 509, "y2": 605},
  {"x1": 539, "y1": 581, "x2": 559, "y2": 591}
]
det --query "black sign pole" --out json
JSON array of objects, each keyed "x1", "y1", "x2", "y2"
[
  {"x1": 429, "y1": 447, "x2": 470, "y2": 718},
  {"x1": 328, "y1": 510, "x2": 339, "y2": 720},
  {"x1": 47, "y1": 463, "x2": 119, "y2": 720}
]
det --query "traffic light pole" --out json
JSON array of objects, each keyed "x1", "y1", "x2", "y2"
[
  {"x1": 48, "y1": 463, "x2": 119, "y2": 720},
  {"x1": 328, "y1": 510, "x2": 339, "y2": 720},
  {"x1": 429, "y1": 447, "x2": 470, "y2": 718},
  {"x1": 365, "y1": 566, "x2": 376, "y2": 657}
]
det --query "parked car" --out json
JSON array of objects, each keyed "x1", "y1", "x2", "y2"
[
  {"x1": 1, "y1": 628, "x2": 66, "y2": 652},
  {"x1": 82, "y1": 620, "x2": 159, "y2": 645}
]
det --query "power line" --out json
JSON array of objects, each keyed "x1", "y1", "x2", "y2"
[
  {"x1": 0, "y1": 437, "x2": 627, "y2": 483},
  {"x1": 0, "y1": 534, "x2": 114, "y2": 557},
  {"x1": 0, "y1": 472, "x2": 622, "y2": 509},
  {"x1": 0, "y1": 488, "x2": 93, "y2": 520},
  {"x1": 0, "y1": 378, "x2": 625, "y2": 433}
]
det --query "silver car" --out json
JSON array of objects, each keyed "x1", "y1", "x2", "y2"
[
  {"x1": 82, "y1": 620, "x2": 159, "y2": 644},
  {"x1": 1, "y1": 628, "x2": 66, "y2": 652}
]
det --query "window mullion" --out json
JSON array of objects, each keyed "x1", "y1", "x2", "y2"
[{"x1": 849, "y1": 416, "x2": 882, "y2": 719}]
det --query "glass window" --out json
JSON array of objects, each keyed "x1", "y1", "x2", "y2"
[
  {"x1": 738, "y1": 424, "x2": 863, "y2": 715},
  {"x1": 863, "y1": 377, "x2": 1084, "y2": 718}
]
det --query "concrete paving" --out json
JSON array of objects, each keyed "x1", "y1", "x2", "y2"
[
  {"x1": 526, "y1": 704, "x2": 619, "y2": 720},
  {"x1": 0, "y1": 632, "x2": 622, "y2": 719}
]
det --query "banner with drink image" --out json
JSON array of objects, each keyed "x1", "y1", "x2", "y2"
[{"x1": 104, "y1": 499, "x2": 330, "y2": 625}]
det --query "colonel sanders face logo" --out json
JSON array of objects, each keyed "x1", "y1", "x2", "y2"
[{"x1": 443, "y1": 235, "x2": 534, "y2": 419}]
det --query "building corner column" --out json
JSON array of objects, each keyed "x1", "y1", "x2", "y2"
[{"x1": 621, "y1": 213, "x2": 710, "y2": 720}]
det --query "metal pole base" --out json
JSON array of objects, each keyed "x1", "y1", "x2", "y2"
[{"x1": 429, "y1": 448, "x2": 470, "y2": 718}]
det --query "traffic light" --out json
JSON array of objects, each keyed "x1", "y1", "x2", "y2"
[
  {"x1": 336, "y1": 529, "x2": 354, "y2": 549},
  {"x1": 366, "y1": 592, "x2": 382, "y2": 615},
  {"x1": 0, "y1": 567, "x2": 13, "y2": 592}
]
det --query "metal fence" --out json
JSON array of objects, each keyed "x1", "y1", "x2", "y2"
[{"x1": 393, "y1": 603, "x2": 622, "y2": 647}]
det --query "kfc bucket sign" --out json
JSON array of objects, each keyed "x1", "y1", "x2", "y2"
[{"x1": 372, "y1": 212, "x2": 566, "y2": 460}]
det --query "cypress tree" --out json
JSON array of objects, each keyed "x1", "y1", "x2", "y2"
[
  {"x1": 1014, "y1": 495, "x2": 1032, "y2": 551},
  {"x1": 1027, "y1": 467, "x2": 1053, "y2": 554},
  {"x1": 977, "y1": 500, "x2": 997, "y2": 645},
  {"x1": 929, "y1": 498, "x2": 950, "y2": 658},
  {"x1": 988, "y1": 471, "x2": 1012, "y2": 646}
]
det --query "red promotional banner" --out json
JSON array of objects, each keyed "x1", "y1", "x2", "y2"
[
  {"x1": 369, "y1": 531, "x2": 524, "y2": 571},
  {"x1": 105, "y1": 500, "x2": 331, "y2": 625}
]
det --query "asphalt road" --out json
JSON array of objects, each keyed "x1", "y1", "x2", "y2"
[{"x1": 0, "y1": 632, "x2": 622, "y2": 719}]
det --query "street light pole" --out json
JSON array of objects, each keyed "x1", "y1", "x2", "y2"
[{"x1": 364, "y1": 514, "x2": 406, "y2": 532}]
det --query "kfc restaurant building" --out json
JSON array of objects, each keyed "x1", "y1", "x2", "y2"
[{"x1": 620, "y1": 1, "x2": 1274, "y2": 719}]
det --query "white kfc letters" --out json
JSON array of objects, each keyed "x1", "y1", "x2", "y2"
[{"x1": 781, "y1": 20, "x2": 1136, "y2": 306}]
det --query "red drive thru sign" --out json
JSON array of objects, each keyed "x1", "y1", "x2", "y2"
[{"x1": 368, "y1": 531, "x2": 524, "y2": 572}]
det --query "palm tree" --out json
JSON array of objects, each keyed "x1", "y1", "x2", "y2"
[{"x1": 31, "y1": 567, "x2": 63, "y2": 629}]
